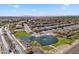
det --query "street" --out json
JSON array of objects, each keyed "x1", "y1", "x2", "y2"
[
  {"x1": 5, "y1": 27, "x2": 25, "y2": 54},
  {"x1": 0, "y1": 27, "x2": 10, "y2": 53}
]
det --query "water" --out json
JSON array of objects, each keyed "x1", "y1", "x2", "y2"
[{"x1": 20, "y1": 35, "x2": 58, "y2": 46}]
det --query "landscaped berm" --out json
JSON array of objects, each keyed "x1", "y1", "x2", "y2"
[{"x1": 13, "y1": 31, "x2": 31, "y2": 37}]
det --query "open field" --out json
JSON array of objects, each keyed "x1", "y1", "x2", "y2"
[
  {"x1": 41, "y1": 45, "x2": 53, "y2": 51},
  {"x1": 52, "y1": 38, "x2": 73, "y2": 47},
  {"x1": 13, "y1": 31, "x2": 30, "y2": 37}
]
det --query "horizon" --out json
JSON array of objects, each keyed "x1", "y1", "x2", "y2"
[
  {"x1": 0, "y1": 15, "x2": 79, "y2": 17},
  {"x1": 0, "y1": 4, "x2": 79, "y2": 16}
]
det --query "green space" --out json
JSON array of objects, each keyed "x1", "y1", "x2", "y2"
[
  {"x1": 52, "y1": 31, "x2": 79, "y2": 47},
  {"x1": 13, "y1": 31, "x2": 30, "y2": 37},
  {"x1": 41, "y1": 45, "x2": 53, "y2": 51},
  {"x1": 30, "y1": 41, "x2": 41, "y2": 46},
  {"x1": 30, "y1": 41, "x2": 53, "y2": 51},
  {"x1": 52, "y1": 38, "x2": 73, "y2": 47}
]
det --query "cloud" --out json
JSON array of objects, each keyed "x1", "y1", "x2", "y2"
[
  {"x1": 61, "y1": 4, "x2": 70, "y2": 10},
  {"x1": 64, "y1": 4, "x2": 70, "y2": 7},
  {"x1": 13, "y1": 5, "x2": 20, "y2": 8},
  {"x1": 7, "y1": 4, "x2": 20, "y2": 8}
]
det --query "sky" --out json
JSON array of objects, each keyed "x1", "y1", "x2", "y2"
[{"x1": 0, "y1": 4, "x2": 79, "y2": 16}]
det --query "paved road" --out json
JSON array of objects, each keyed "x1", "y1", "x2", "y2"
[
  {"x1": 24, "y1": 23, "x2": 32, "y2": 33},
  {"x1": 0, "y1": 27, "x2": 10, "y2": 54},
  {"x1": 5, "y1": 27, "x2": 25, "y2": 54},
  {"x1": 64, "y1": 43, "x2": 79, "y2": 54}
]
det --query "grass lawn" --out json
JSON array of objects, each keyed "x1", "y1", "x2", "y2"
[
  {"x1": 13, "y1": 31, "x2": 30, "y2": 37},
  {"x1": 30, "y1": 41, "x2": 41, "y2": 46},
  {"x1": 41, "y1": 45, "x2": 53, "y2": 51},
  {"x1": 52, "y1": 38, "x2": 73, "y2": 47}
]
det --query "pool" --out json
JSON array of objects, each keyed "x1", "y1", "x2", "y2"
[{"x1": 20, "y1": 35, "x2": 58, "y2": 46}]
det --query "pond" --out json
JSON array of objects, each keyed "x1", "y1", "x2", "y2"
[
  {"x1": 36, "y1": 35, "x2": 58, "y2": 45},
  {"x1": 20, "y1": 35, "x2": 58, "y2": 46}
]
